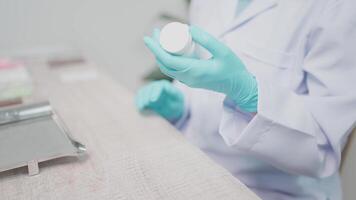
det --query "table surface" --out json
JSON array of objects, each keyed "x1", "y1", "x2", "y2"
[{"x1": 0, "y1": 60, "x2": 260, "y2": 200}]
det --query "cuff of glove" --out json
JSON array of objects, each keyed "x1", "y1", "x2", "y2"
[
  {"x1": 227, "y1": 76, "x2": 258, "y2": 113},
  {"x1": 171, "y1": 80, "x2": 191, "y2": 130},
  {"x1": 171, "y1": 105, "x2": 190, "y2": 130}
]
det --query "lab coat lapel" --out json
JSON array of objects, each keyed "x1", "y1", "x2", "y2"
[
  {"x1": 219, "y1": 0, "x2": 278, "y2": 37},
  {"x1": 217, "y1": 0, "x2": 237, "y2": 34}
]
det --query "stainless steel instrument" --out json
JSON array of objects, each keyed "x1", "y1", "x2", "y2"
[{"x1": 0, "y1": 102, "x2": 86, "y2": 175}]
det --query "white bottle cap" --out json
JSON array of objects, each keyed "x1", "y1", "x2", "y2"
[{"x1": 159, "y1": 22, "x2": 192, "y2": 55}]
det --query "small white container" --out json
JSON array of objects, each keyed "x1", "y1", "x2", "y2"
[{"x1": 159, "y1": 22, "x2": 195, "y2": 57}]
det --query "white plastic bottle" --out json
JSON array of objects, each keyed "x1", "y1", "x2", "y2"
[{"x1": 159, "y1": 22, "x2": 196, "y2": 57}]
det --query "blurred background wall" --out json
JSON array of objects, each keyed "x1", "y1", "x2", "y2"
[{"x1": 0, "y1": 0, "x2": 188, "y2": 90}]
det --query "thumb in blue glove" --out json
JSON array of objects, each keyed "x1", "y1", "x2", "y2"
[{"x1": 135, "y1": 80, "x2": 184, "y2": 122}]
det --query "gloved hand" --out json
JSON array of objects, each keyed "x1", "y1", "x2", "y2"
[
  {"x1": 144, "y1": 26, "x2": 258, "y2": 112},
  {"x1": 135, "y1": 80, "x2": 184, "y2": 122}
]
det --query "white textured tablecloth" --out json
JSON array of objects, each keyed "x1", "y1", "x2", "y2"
[{"x1": 0, "y1": 61, "x2": 260, "y2": 200}]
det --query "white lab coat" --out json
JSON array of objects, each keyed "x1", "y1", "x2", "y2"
[{"x1": 173, "y1": 0, "x2": 356, "y2": 199}]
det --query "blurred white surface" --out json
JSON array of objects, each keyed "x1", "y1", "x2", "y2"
[{"x1": 0, "y1": 0, "x2": 188, "y2": 90}]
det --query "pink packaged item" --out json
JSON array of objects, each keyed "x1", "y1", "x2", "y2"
[{"x1": 0, "y1": 59, "x2": 22, "y2": 69}]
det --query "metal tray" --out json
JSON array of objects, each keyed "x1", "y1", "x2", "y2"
[{"x1": 0, "y1": 102, "x2": 86, "y2": 175}]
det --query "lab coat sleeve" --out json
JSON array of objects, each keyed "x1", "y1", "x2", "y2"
[{"x1": 219, "y1": 0, "x2": 356, "y2": 178}]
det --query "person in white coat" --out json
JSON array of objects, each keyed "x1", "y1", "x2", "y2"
[{"x1": 136, "y1": 0, "x2": 356, "y2": 199}]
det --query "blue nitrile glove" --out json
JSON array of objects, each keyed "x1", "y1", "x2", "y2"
[
  {"x1": 143, "y1": 26, "x2": 258, "y2": 112},
  {"x1": 135, "y1": 80, "x2": 184, "y2": 122}
]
